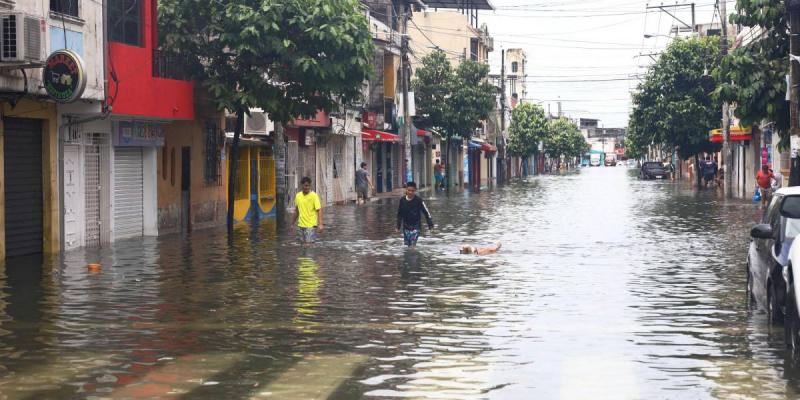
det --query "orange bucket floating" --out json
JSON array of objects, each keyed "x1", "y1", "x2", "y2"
[{"x1": 87, "y1": 263, "x2": 102, "y2": 273}]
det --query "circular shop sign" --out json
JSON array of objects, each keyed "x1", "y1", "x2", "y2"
[{"x1": 43, "y1": 49, "x2": 87, "y2": 103}]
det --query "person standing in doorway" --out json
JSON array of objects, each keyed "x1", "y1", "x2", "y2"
[
  {"x1": 396, "y1": 182, "x2": 434, "y2": 249},
  {"x1": 434, "y1": 159, "x2": 445, "y2": 190},
  {"x1": 756, "y1": 164, "x2": 775, "y2": 209},
  {"x1": 293, "y1": 177, "x2": 323, "y2": 246},
  {"x1": 355, "y1": 162, "x2": 374, "y2": 204},
  {"x1": 702, "y1": 156, "x2": 717, "y2": 188}
]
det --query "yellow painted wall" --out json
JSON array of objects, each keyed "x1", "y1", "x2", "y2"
[
  {"x1": 257, "y1": 148, "x2": 276, "y2": 214},
  {"x1": 157, "y1": 115, "x2": 228, "y2": 233},
  {"x1": 230, "y1": 147, "x2": 251, "y2": 222},
  {"x1": 0, "y1": 99, "x2": 59, "y2": 259},
  {"x1": 408, "y1": 11, "x2": 493, "y2": 76}
]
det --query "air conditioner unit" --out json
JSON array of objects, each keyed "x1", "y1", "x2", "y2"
[
  {"x1": 0, "y1": 13, "x2": 44, "y2": 63},
  {"x1": 244, "y1": 109, "x2": 273, "y2": 135}
]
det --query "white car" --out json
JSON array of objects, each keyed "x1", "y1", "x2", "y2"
[{"x1": 777, "y1": 188, "x2": 800, "y2": 355}]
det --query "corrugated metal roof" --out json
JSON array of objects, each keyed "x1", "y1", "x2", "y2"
[{"x1": 423, "y1": 0, "x2": 493, "y2": 10}]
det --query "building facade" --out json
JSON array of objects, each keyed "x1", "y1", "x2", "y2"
[{"x1": 0, "y1": 0, "x2": 107, "y2": 258}]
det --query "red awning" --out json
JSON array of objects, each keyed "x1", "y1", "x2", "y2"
[
  {"x1": 709, "y1": 126, "x2": 752, "y2": 143},
  {"x1": 481, "y1": 143, "x2": 497, "y2": 153},
  {"x1": 362, "y1": 128, "x2": 400, "y2": 142}
]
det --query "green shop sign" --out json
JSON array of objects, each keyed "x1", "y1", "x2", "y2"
[{"x1": 43, "y1": 49, "x2": 87, "y2": 103}]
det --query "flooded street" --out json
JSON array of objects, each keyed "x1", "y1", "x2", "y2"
[{"x1": 1, "y1": 167, "x2": 797, "y2": 399}]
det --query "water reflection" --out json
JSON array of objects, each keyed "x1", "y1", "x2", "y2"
[{"x1": 1, "y1": 168, "x2": 800, "y2": 398}]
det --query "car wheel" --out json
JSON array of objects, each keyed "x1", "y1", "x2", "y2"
[
  {"x1": 769, "y1": 279, "x2": 785, "y2": 324},
  {"x1": 786, "y1": 285, "x2": 800, "y2": 357}
]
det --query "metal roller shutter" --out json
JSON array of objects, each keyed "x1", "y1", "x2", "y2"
[
  {"x1": 3, "y1": 118, "x2": 43, "y2": 257},
  {"x1": 114, "y1": 148, "x2": 143, "y2": 239}
]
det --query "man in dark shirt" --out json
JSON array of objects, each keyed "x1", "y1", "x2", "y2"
[{"x1": 396, "y1": 181, "x2": 434, "y2": 248}]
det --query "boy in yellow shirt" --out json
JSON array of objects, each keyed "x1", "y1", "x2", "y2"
[{"x1": 293, "y1": 177, "x2": 323, "y2": 246}]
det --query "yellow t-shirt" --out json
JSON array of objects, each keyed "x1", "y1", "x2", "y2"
[{"x1": 295, "y1": 191, "x2": 321, "y2": 228}]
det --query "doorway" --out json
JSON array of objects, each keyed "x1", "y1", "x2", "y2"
[{"x1": 181, "y1": 147, "x2": 191, "y2": 234}]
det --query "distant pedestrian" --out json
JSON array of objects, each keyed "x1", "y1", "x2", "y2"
[
  {"x1": 355, "y1": 162, "x2": 374, "y2": 204},
  {"x1": 756, "y1": 164, "x2": 775, "y2": 208},
  {"x1": 702, "y1": 155, "x2": 717, "y2": 188},
  {"x1": 772, "y1": 168, "x2": 783, "y2": 191},
  {"x1": 293, "y1": 177, "x2": 323, "y2": 246},
  {"x1": 396, "y1": 182, "x2": 434, "y2": 249},
  {"x1": 434, "y1": 160, "x2": 445, "y2": 190}
]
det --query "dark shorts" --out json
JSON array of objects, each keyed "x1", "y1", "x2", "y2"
[
  {"x1": 297, "y1": 227, "x2": 317, "y2": 243},
  {"x1": 357, "y1": 184, "x2": 369, "y2": 199},
  {"x1": 703, "y1": 174, "x2": 715, "y2": 183},
  {"x1": 402, "y1": 228, "x2": 420, "y2": 247}
]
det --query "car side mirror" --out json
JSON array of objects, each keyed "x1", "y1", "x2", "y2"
[{"x1": 751, "y1": 224, "x2": 773, "y2": 239}]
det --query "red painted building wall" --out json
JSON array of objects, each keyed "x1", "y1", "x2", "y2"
[{"x1": 108, "y1": 0, "x2": 194, "y2": 119}]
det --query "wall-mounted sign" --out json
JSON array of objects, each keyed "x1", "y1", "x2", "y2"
[
  {"x1": 43, "y1": 49, "x2": 87, "y2": 103},
  {"x1": 113, "y1": 121, "x2": 166, "y2": 147}
]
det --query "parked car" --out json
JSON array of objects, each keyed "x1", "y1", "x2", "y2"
[
  {"x1": 777, "y1": 189, "x2": 800, "y2": 354},
  {"x1": 640, "y1": 162, "x2": 667, "y2": 179}
]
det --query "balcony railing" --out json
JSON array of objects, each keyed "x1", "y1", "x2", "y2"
[{"x1": 153, "y1": 49, "x2": 190, "y2": 81}]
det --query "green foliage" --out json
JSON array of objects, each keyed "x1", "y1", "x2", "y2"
[
  {"x1": 715, "y1": 0, "x2": 789, "y2": 148},
  {"x1": 507, "y1": 103, "x2": 549, "y2": 157},
  {"x1": 158, "y1": 0, "x2": 374, "y2": 122},
  {"x1": 628, "y1": 37, "x2": 722, "y2": 160},
  {"x1": 545, "y1": 117, "x2": 588, "y2": 158},
  {"x1": 412, "y1": 50, "x2": 495, "y2": 139},
  {"x1": 413, "y1": 51, "x2": 451, "y2": 133}
]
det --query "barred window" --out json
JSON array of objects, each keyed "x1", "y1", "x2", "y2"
[
  {"x1": 51, "y1": 0, "x2": 79, "y2": 18},
  {"x1": 108, "y1": 0, "x2": 141, "y2": 46},
  {"x1": 204, "y1": 121, "x2": 221, "y2": 185}
]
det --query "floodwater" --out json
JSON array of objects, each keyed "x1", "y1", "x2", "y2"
[{"x1": 0, "y1": 167, "x2": 796, "y2": 399}]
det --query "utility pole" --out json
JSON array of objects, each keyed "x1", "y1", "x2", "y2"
[
  {"x1": 790, "y1": 0, "x2": 800, "y2": 186},
  {"x1": 499, "y1": 48, "x2": 506, "y2": 185},
  {"x1": 401, "y1": 2, "x2": 413, "y2": 186},
  {"x1": 720, "y1": 0, "x2": 733, "y2": 197}
]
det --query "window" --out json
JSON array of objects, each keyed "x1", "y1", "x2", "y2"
[
  {"x1": 51, "y1": 0, "x2": 79, "y2": 18},
  {"x1": 203, "y1": 121, "x2": 221, "y2": 185},
  {"x1": 109, "y1": 0, "x2": 142, "y2": 46},
  {"x1": 511, "y1": 62, "x2": 518, "y2": 73},
  {"x1": 161, "y1": 145, "x2": 168, "y2": 180}
]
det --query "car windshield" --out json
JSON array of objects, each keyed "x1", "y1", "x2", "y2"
[
  {"x1": 643, "y1": 163, "x2": 662, "y2": 169},
  {"x1": 786, "y1": 217, "x2": 800, "y2": 240}
]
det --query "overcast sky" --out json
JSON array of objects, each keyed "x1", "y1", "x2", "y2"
[{"x1": 469, "y1": 0, "x2": 728, "y2": 128}]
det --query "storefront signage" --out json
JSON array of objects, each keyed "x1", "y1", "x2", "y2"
[
  {"x1": 114, "y1": 121, "x2": 166, "y2": 147},
  {"x1": 43, "y1": 49, "x2": 87, "y2": 103}
]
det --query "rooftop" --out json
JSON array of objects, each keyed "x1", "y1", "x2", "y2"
[{"x1": 424, "y1": 0, "x2": 493, "y2": 10}]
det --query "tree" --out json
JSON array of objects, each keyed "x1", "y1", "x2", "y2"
[
  {"x1": 507, "y1": 103, "x2": 549, "y2": 175},
  {"x1": 715, "y1": 0, "x2": 789, "y2": 148},
  {"x1": 627, "y1": 37, "x2": 722, "y2": 167},
  {"x1": 412, "y1": 50, "x2": 495, "y2": 189},
  {"x1": 545, "y1": 117, "x2": 588, "y2": 167},
  {"x1": 158, "y1": 0, "x2": 373, "y2": 229}
]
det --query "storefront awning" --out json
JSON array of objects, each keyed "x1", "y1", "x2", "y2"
[
  {"x1": 709, "y1": 125, "x2": 752, "y2": 143},
  {"x1": 362, "y1": 128, "x2": 400, "y2": 142}
]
